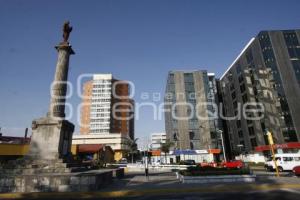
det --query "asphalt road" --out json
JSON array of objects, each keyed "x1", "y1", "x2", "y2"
[
  {"x1": 110, "y1": 190, "x2": 300, "y2": 200},
  {"x1": 1, "y1": 170, "x2": 300, "y2": 200},
  {"x1": 3, "y1": 187, "x2": 300, "y2": 200}
]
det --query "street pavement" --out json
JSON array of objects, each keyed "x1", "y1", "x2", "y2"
[{"x1": 1, "y1": 169, "x2": 300, "y2": 199}]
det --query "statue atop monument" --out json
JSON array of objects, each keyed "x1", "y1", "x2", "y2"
[{"x1": 62, "y1": 21, "x2": 72, "y2": 43}]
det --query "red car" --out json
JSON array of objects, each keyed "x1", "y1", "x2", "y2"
[
  {"x1": 293, "y1": 166, "x2": 300, "y2": 176},
  {"x1": 222, "y1": 160, "x2": 244, "y2": 169}
]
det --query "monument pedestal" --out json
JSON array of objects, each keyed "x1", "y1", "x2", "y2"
[
  {"x1": 29, "y1": 117, "x2": 74, "y2": 160},
  {"x1": 0, "y1": 116, "x2": 115, "y2": 192}
]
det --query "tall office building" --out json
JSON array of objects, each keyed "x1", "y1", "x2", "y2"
[
  {"x1": 164, "y1": 70, "x2": 223, "y2": 150},
  {"x1": 220, "y1": 30, "x2": 300, "y2": 154},
  {"x1": 80, "y1": 74, "x2": 135, "y2": 139}
]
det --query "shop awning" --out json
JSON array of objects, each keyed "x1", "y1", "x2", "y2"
[
  {"x1": 77, "y1": 144, "x2": 104, "y2": 153},
  {"x1": 170, "y1": 149, "x2": 221, "y2": 155},
  {"x1": 255, "y1": 142, "x2": 300, "y2": 152},
  {"x1": 150, "y1": 150, "x2": 161, "y2": 156},
  {"x1": 208, "y1": 149, "x2": 221, "y2": 154},
  {"x1": 172, "y1": 150, "x2": 197, "y2": 155}
]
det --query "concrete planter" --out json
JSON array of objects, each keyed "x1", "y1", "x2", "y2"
[
  {"x1": 113, "y1": 168, "x2": 125, "y2": 179},
  {"x1": 177, "y1": 172, "x2": 256, "y2": 184}
]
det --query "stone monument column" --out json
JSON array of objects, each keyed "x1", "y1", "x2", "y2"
[
  {"x1": 47, "y1": 44, "x2": 74, "y2": 118},
  {"x1": 29, "y1": 22, "x2": 75, "y2": 160}
]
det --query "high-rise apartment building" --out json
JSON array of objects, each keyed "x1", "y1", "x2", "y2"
[
  {"x1": 80, "y1": 74, "x2": 134, "y2": 139},
  {"x1": 164, "y1": 70, "x2": 223, "y2": 150},
  {"x1": 220, "y1": 30, "x2": 300, "y2": 154},
  {"x1": 150, "y1": 132, "x2": 167, "y2": 150},
  {"x1": 80, "y1": 80, "x2": 93, "y2": 134}
]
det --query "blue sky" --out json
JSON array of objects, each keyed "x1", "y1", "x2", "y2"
[{"x1": 0, "y1": 0, "x2": 299, "y2": 142}]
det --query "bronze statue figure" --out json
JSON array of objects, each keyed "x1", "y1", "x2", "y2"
[{"x1": 62, "y1": 21, "x2": 72, "y2": 43}]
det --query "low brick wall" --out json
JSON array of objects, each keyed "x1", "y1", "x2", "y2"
[
  {"x1": 0, "y1": 170, "x2": 113, "y2": 193},
  {"x1": 177, "y1": 173, "x2": 256, "y2": 184}
]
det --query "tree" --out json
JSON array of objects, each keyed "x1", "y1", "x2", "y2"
[
  {"x1": 160, "y1": 140, "x2": 174, "y2": 164},
  {"x1": 126, "y1": 138, "x2": 139, "y2": 163}
]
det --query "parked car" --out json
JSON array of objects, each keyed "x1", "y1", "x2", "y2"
[
  {"x1": 292, "y1": 166, "x2": 300, "y2": 176},
  {"x1": 265, "y1": 153, "x2": 300, "y2": 172},
  {"x1": 180, "y1": 160, "x2": 196, "y2": 165},
  {"x1": 81, "y1": 155, "x2": 97, "y2": 169},
  {"x1": 116, "y1": 158, "x2": 128, "y2": 167},
  {"x1": 222, "y1": 160, "x2": 244, "y2": 169}
]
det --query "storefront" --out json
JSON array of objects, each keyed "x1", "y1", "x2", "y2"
[
  {"x1": 255, "y1": 142, "x2": 300, "y2": 156},
  {"x1": 71, "y1": 144, "x2": 114, "y2": 165},
  {"x1": 149, "y1": 149, "x2": 221, "y2": 164}
]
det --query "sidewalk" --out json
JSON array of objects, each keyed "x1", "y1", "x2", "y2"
[{"x1": 105, "y1": 171, "x2": 300, "y2": 190}]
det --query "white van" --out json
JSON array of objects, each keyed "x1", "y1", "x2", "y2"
[{"x1": 265, "y1": 153, "x2": 300, "y2": 172}]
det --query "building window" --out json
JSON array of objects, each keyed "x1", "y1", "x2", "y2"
[
  {"x1": 236, "y1": 120, "x2": 242, "y2": 128},
  {"x1": 210, "y1": 131, "x2": 216, "y2": 139},
  {"x1": 246, "y1": 49, "x2": 254, "y2": 64},
  {"x1": 184, "y1": 73, "x2": 194, "y2": 83},
  {"x1": 291, "y1": 60, "x2": 300, "y2": 85},
  {"x1": 239, "y1": 141, "x2": 245, "y2": 149},
  {"x1": 240, "y1": 84, "x2": 246, "y2": 93},
  {"x1": 231, "y1": 91, "x2": 236, "y2": 99},
  {"x1": 250, "y1": 137, "x2": 257, "y2": 149},
  {"x1": 261, "y1": 122, "x2": 266, "y2": 132},
  {"x1": 234, "y1": 110, "x2": 238, "y2": 116},
  {"x1": 248, "y1": 126, "x2": 255, "y2": 136},
  {"x1": 242, "y1": 94, "x2": 248, "y2": 103},
  {"x1": 238, "y1": 75, "x2": 244, "y2": 83},
  {"x1": 238, "y1": 130, "x2": 243, "y2": 138},
  {"x1": 190, "y1": 142, "x2": 194, "y2": 150},
  {"x1": 173, "y1": 132, "x2": 178, "y2": 141},
  {"x1": 236, "y1": 63, "x2": 242, "y2": 75},
  {"x1": 233, "y1": 101, "x2": 238, "y2": 109},
  {"x1": 168, "y1": 74, "x2": 175, "y2": 84},
  {"x1": 189, "y1": 131, "x2": 195, "y2": 140}
]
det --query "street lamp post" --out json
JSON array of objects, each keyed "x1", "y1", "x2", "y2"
[
  {"x1": 142, "y1": 138, "x2": 150, "y2": 180},
  {"x1": 217, "y1": 129, "x2": 227, "y2": 162}
]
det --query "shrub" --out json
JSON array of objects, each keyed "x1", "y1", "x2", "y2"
[
  {"x1": 180, "y1": 166, "x2": 251, "y2": 176},
  {"x1": 246, "y1": 162, "x2": 265, "y2": 167}
]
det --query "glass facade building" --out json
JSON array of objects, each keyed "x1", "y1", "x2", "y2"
[
  {"x1": 165, "y1": 70, "x2": 223, "y2": 150},
  {"x1": 220, "y1": 29, "x2": 300, "y2": 154}
]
